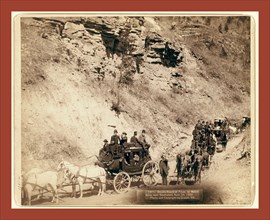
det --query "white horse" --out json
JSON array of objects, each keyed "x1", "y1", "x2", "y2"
[
  {"x1": 57, "y1": 160, "x2": 106, "y2": 198},
  {"x1": 21, "y1": 168, "x2": 44, "y2": 204},
  {"x1": 23, "y1": 170, "x2": 68, "y2": 205}
]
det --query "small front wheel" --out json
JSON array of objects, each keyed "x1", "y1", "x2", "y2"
[{"x1": 113, "y1": 172, "x2": 131, "y2": 193}]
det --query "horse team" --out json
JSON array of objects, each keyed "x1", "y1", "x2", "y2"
[{"x1": 21, "y1": 161, "x2": 106, "y2": 205}]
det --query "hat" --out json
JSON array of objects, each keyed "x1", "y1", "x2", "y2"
[
  {"x1": 122, "y1": 132, "x2": 127, "y2": 135},
  {"x1": 134, "y1": 131, "x2": 137, "y2": 135},
  {"x1": 103, "y1": 139, "x2": 108, "y2": 142},
  {"x1": 142, "y1": 129, "x2": 146, "y2": 133},
  {"x1": 114, "y1": 129, "x2": 118, "y2": 133}
]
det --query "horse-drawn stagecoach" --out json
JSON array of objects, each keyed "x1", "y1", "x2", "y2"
[{"x1": 98, "y1": 142, "x2": 160, "y2": 193}]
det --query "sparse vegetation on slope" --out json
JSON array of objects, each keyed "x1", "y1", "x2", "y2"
[{"x1": 21, "y1": 16, "x2": 251, "y2": 173}]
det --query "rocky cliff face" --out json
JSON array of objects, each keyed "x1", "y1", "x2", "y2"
[{"x1": 20, "y1": 16, "x2": 250, "y2": 171}]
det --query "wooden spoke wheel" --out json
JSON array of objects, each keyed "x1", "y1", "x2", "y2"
[
  {"x1": 142, "y1": 160, "x2": 160, "y2": 186},
  {"x1": 113, "y1": 172, "x2": 131, "y2": 193}
]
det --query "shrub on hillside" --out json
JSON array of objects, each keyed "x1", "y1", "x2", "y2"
[
  {"x1": 111, "y1": 98, "x2": 122, "y2": 116},
  {"x1": 232, "y1": 94, "x2": 242, "y2": 103},
  {"x1": 118, "y1": 56, "x2": 136, "y2": 84}
]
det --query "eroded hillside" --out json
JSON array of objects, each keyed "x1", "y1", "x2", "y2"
[{"x1": 20, "y1": 16, "x2": 250, "y2": 171}]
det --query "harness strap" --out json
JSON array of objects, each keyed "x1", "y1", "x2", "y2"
[
  {"x1": 76, "y1": 174, "x2": 106, "y2": 185},
  {"x1": 24, "y1": 182, "x2": 51, "y2": 193}
]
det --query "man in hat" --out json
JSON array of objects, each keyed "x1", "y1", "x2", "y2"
[
  {"x1": 159, "y1": 154, "x2": 169, "y2": 185},
  {"x1": 102, "y1": 139, "x2": 109, "y2": 151},
  {"x1": 120, "y1": 132, "x2": 128, "y2": 145},
  {"x1": 133, "y1": 153, "x2": 140, "y2": 165},
  {"x1": 205, "y1": 121, "x2": 210, "y2": 136},
  {"x1": 110, "y1": 129, "x2": 120, "y2": 145},
  {"x1": 99, "y1": 139, "x2": 109, "y2": 161},
  {"x1": 195, "y1": 120, "x2": 202, "y2": 131},
  {"x1": 138, "y1": 129, "x2": 150, "y2": 149},
  {"x1": 130, "y1": 131, "x2": 140, "y2": 145},
  {"x1": 202, "y1": 149, "x2": 210, "y2": 167},
  {"x1": 175, "y1": 153, "x2": 184, "y2": 184},
  {"x1": 201, "y1": 121, "x2": 206, "y2": 133}
]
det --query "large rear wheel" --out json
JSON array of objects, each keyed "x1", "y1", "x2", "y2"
[{"x1": 142, "y1": 160, "x2": 160, "y2": 186}]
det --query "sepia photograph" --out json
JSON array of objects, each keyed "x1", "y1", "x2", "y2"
[{"x1": 13, "y1": 13, "x2": 257, "y2": 207}]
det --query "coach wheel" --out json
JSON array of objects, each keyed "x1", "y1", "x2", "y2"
[
  {"x1": 113, "y1": 172, "x2": 131, "y2": 193},
  {"x1": 142, "y1": 160, "x2": 160, "y2": 186}
]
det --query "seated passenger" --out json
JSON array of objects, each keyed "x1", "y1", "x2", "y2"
[
  {"x1": 99, "y1": 139, "x2": 113, "y2": 162},
  {"x1": 102, "y1": 139, "x2": 109, "y2": 151},
  {"x1": 110, "y1": 129, "x2": 120, "y2": 145},
  {"x1": 133, "y1": 153, "x2": 140, "y2": 165},
  {"x1": 138, "y1": 130, "x2": 150, "y2": 149},
  {"x1": 120, "y1": 132, "x2": 128, "y2": 145},
  {"x1": 130, "y1": 131, "x2": 140, "y2": 145},
  {"x1": 99, "y1": 139, "x2": 108, "y2": 160},
  {"x1": 124, "y1": 153, "x2": 131, "y2": 165}
]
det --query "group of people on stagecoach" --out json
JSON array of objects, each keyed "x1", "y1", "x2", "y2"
[{"x1": 99, "y1": 129, "x2": 151, "y2": 163}]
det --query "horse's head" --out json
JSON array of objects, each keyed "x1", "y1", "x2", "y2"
[
  {"x1": 56, "y1": 160, "x2": 72, "y2": 171},
  {"x1": 57, "y1": 168, "x2": 71, "y2": 188},
  {"x1": 56, "y1": 161, "x2": 65, "y2": 171}
]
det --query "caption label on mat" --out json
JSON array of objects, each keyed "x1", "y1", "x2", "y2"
[
  {"x1": 137, "y1": 187, "x2": 203, "y2": 204},
  {"x1": 145, "y1": 189, "x2": 201, "y2": 200}
]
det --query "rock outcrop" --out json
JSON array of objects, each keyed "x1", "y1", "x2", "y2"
[{"x1": 35, "y1": 17, "x2": 184, "y2": 70}]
